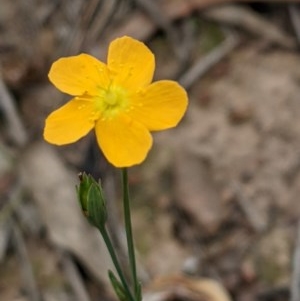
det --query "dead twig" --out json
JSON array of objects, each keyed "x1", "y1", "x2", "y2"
[
  {"x1": 178, "y1": 31, "x2": 239, "y2": 89},
  {"x1": 231, "y1": 182, "x2": 267, "y2": 232},
  {"x1": 83, "y1": 0, "x2": 120, "y2": 48},
  {"x1": 0, "y1": 180, "x2": 23, "y2": 225},
  {"x1": 59, "y1": 0, "x2": 121, "y2": 56},
  {"x1": 288, "y1": 4, "x2": 300, "y2": 46},
  {"x1": 0, "y1": 72, "x2": 28, "y2": 147},
  {"x1": 290, "y1": 220, "x2": 300, "y2": 301},
  {"x1": 0, "y1": 218, "x2": 11, "y2": 262},
  {"x1": 60, "y1": 252, "x2": 92, "y2": 301}
]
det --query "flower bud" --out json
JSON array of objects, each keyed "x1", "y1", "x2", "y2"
[{"x1": 76, "y1": 172, "x2": 107, "y2": 229}]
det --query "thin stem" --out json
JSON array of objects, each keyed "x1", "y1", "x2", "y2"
[
  {"x1": 122, "y1": 168, "x2": 139, "y2": 300},
  {"x1": 100, "y1": 226, "x2": 135, "y2": 301}
]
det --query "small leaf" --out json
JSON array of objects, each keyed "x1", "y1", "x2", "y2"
[{"x1": 108, "y1": 270, "x2": 128, "y2": 301}]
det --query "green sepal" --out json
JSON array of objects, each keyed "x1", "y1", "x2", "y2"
[
  {"x1": 76, "y1": 172, "x2": 94, "y2": 215},
  {"x1": 76, "y1": 172, "x2": 107, "y2": 229},
  {"x1": 86, "y1": 181, "x2": 107, "y2": 229},
  {"x1": 108, "y1": 270, "x2": 128, "y2": 301}
]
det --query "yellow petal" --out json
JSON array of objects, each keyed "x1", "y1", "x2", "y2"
[
  {"x1": 128, "y1": 80, "x2": 188, "y2": 131},
  {"x1": 49, "y1": 54, "x2": 110, "y2": 96},
  {"x1": 95, "y1": 113, "x2": 152, "y2": 167},
  {"x1": 44, "y1": 98, "x2": 97, "y2": 144},
  {"x1": 107, "y1": 36, "x2": 155, "y2": 90}
]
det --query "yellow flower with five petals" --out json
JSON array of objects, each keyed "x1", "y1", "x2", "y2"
[{"x1": 44, "y1": 36, "x2": 188, "y2": 167}]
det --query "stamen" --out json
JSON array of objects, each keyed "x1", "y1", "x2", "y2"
[{"x1": 94, "y1": 84, "x2": 129, "y2": 119}]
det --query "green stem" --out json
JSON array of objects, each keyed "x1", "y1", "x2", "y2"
[
  {"x1": 122, "y1": 168, "x2": 139, "y2": 300},
  {"x1": 100, "y1": 226, "x2": 135, "y2": 301}
]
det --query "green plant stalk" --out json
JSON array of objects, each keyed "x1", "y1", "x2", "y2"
[
  {"x1": 100, "y1": 226, "x2": 135, "y2": 301},
  {"x1": 122, "y1": 168, "x2": 140, "y2": 300}
]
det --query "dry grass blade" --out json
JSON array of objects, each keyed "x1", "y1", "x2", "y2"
[
  {"x1": 179, "y1": 32, "x2": 239, "y2": 89},
  {"x1": 203, "y1": 4, "x2": 296, "y2": 49},
  {"x1": 12, "y1": 221, "x2": 41, "y2": 301}
]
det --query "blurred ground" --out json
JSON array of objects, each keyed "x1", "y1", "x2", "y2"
[{"x1": 1, "y1": 1, "x2": 300, "y2": 301}]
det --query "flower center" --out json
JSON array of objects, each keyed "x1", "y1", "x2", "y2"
[{"x1": 95, "y1": 85, "x2": 129, "y2": 120}]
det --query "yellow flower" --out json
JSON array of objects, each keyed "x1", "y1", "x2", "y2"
[{"x1": 44, "y1": 36, "x2": 188, "y2": 167}]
